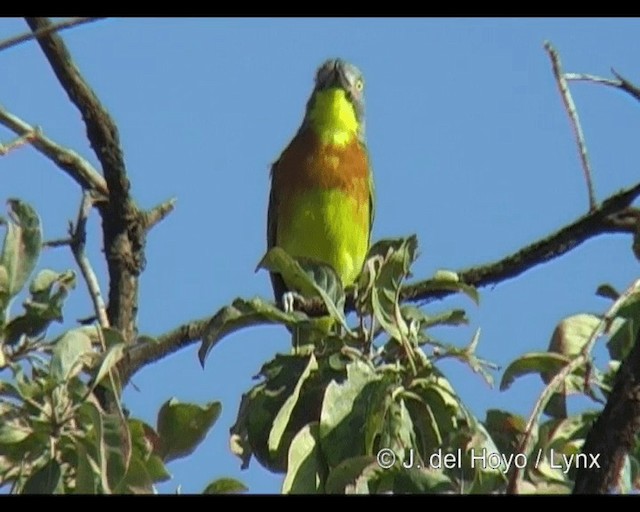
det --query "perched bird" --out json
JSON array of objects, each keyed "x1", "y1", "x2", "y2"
[{"x1": 267, "y1": 58, "x2": 375, "y2": 307}]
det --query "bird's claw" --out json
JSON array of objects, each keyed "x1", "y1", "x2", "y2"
[{"x1": 282, "y1": 291, "x2": 301, "y2": 314}]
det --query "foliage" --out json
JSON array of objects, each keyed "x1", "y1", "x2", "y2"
[
  {"x1": 0, "y1": 200, "x2": 238, "y2": 494},
  {"x1": 198, "y1": 234, "x2": 640, "y2": 494}
]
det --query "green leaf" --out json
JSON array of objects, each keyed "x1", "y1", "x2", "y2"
[
  {"x1": 0, "y1": 264, "x2": 8, "y2": 314},
  {"x1": 325, "y1": 456, "x2": 377, "y2": 494},
  {"x1": 269, "y1": 354, "x2": 318, "y2": 455},
  {"x1": 402, "y1": 305, "x2": 469, "y2": 330},
  {"x1": 548, "y1": 314, "x2": 600, "y2": 357},
  {"x1": 418, "y1": 269, "x2": 480, "y2": 305},
  {"x1": 3, "y1": 269, "x2": 76, "y2": 346},
  {"x1": 0, "y1": 418, "x2": 32, "y2": 444},
  {"x1": 282, "y1": 422, "x2": 324, "y2": 494},
  {"x1": 157, "y1": 399, "x2": 221, "y2": 462},
  {"x1": 22, "y1": 458, "x2": 61, "y2": 494},
  {"x1": 596, "y1": 283, "x2": 620, "y2": 301},
  {"x1": 607, "y1": 317, "x2": 635, "y2": 361},
  {"x1": 78, "y1": 401, "x2": 131, "y2": 493},
  {"x1": 74, "y1": 442, "x2": 98, "y2": 494},
  {"x1": 0, "y1": 199, "x2": 42, "y2": 302},
  {"x1": 366, "y1": 237, "x2": 418, "y2": 341},
  {"x1": 320, "y1": 361, "x2": 380, "y2": 467},
  {"x1": 50, "y1": 328, "x2": 93, "y2": 383},
  {"x1": 203, "y1": 477, "x2": 248, "y2": 494},
  {"x1": 392, "y1": 466, "x2": 453, "y2": 493},
  {"x1": 29, "y1": 269, "x2": 75, "y2": 300},
  {"x1": 257, "y1": 248, "x2": 349, "y2": 332},
  {"x1": 484, "y1": 409, "x2": 527, "y2": 455},
  {"x1": 90, "y1": 342, "x2": 126, "y2": 392},
  {"x1": 198, "y1": 297, "x2": 309, "y2": 366},
  {"x1": 500, "y1": 352, "x2": 573, "y2": 391}
]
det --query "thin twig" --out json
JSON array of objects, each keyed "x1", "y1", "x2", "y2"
[
  {"x1": 565, "y1": 70, "x2": 640, "y2": 103},
  {"x1": 0, "y1": 17, "x2": 104, "y2": 54},
  {"x1": 506, "y1": 278, "x2": 640, "y2": 494},
  {"x1": 564, "y1": 73, "x2": 621, "y2": 87},
  {"x1": 544, "y1": 41, "x2": 597, "y2": 211},
  {"x1": 143, "y1": 197, "x2": 177, "y2": 232},
  {"x1": 69, "y1": 192, "x2": 110, "y2": 329},
  {"x1": 610, "y1": 69, "x2": 640, "y2": 102},
  {"x1": 0, "y1": 105, "x2": 108, "y2": 196},
  {"x1": 42, "y1": 237, "x2": 72, "y2": 248},
  {"x1": 0, "y1": 131, "x2": 37, "y2": 156}
]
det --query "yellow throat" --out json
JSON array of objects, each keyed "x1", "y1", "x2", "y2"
[{"x1": 307, "y1": 88, "x2": 360, "y2": 146}]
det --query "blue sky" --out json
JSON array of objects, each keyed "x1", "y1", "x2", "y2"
[{"x1": 1, "y1": 18, "x2": 639, "y2": 494}]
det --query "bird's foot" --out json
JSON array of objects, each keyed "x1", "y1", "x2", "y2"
[{"x1": 282, "y1": 291, "x2": 304, "y2": 314}]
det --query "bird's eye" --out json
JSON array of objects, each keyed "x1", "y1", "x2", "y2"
[{"x1": 355, "y1": 79, "x2": 364, "y2": 92}]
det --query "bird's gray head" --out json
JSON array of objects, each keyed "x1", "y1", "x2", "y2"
[{"x1": 304, "y1": 58, "x2": 366, "y2": 139}]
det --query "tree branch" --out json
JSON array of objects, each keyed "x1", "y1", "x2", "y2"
[
  {"x1": 0, "y1": 17, "x2": 104, "y2": 54},
  {"x1": 507, "y1": 279, "x2": 640, "y2": 494},
  {"x1": 0, "y1": 105, "x2": 108, "y2": 196},
  {"x1": 123, "y1": 317, "x2": 211, "y2": 384},
  {"x1": 124, "y1": 182, "x2": 640, "y2": 381},
  {"x1": 545, "y1": 41, "x2": 596, "y2": 211},
  {"x1": 401, "y1": 183, "x2": 640, "y2": 305},
  {"x1": 142, "y1": 197, "x2": 177, "y2": 232},
  {"x1": 69, "y1": 192, "x2": 110, "y2": 330},
  {"x1": 565, "y1": 70, "x2": 640, "y2": 103},
  {"x1": 25, "y1": 17, "x2": 143, "y2": 346},
  {"x1": 573, "y1": 307, "x2": 640, "y2": 493}
]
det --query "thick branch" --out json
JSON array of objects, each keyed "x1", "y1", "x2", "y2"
[
  {"x1": 573, "y1": 321, "x2": 640, "y2": 493},
  {"x1": 25, "y1": 17, "x2": 143, "y2": 345},
  {"x1": 125, "y1": 182, "x2": 640, "y2": 380},
  {"x1": 402, "y1": 183, "x2": 640, "y2": 304},
  {"x1": 123, "y1": 317, "x2": 211, "y2": 384},
  {"x1": 0, "y1": 106, "x2": 108, "y2": 196}
]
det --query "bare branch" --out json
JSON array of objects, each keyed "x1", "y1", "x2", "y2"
[
  {"x1": 42, "y1": 237, "x2": 72, "y2": 248},
  {"x1": 0, "y1": 17, "x2": 104, "y2": 54},
  {"x1": 0, "y1": 131, "x2": 36, "y2": 156},
  {"x1": 123, "y1": 183, "x2": 640, "y2": 381},
  {"x1": 143, "y1": 197, "x2": 177, "y2": 232},
  {"x1": 0, "y1": 105, "x2": 108, "y2": 196},
  {"x1": 611, "y1": 69, "x2": 640, "y2": 102},
  {"x1": 69, "y1": 192, "x2": 110, "y2": 329},
  {"x1": 25, "y1": 17, "x2": 143, "y2": 345},
  {"x1": 507, "y1": 279, "x2": 640, "y2": 494},
  {"x1": 544, "y1": 41, "x2": 597, "y2": 211},
  {"x1": 565, "y1": 70, "x2": 640, "y2": 103}
]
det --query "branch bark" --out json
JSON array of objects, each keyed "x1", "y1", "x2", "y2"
[
  {"x1": 573, "y1": 322, "x2": 640, "y2": 493},
  {"x1": 0, "y1": 106, "x2": 108, "y2": 196},
  {"x1": 125, "y1": 182, "x2": 640, "y2": 380},
  {"x1": 0, "y1": 17, "x2": 104, "y2": 54},
  {"x1": 25, "y1": 17, "x2": 143, "y2": 347}
]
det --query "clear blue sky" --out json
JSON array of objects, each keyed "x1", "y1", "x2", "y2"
[{"x1": 1, "y1": 18, "x2": 639, "y2": 494}]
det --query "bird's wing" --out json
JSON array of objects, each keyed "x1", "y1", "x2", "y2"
[
  {"x1": 267, "y1": 159, "x2": 287, "y2": 303},
  {"x1": 365, "y1": 142, "x2": 375, "y2": 249}
]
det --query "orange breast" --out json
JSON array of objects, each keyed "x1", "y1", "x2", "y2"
[{"x1": 272, "y1": 127, "x2": 371, "y2": 210}]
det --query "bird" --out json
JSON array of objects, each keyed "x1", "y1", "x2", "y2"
[{"x1": 267, "y1": 58, "x2": 375, "y2": 311}]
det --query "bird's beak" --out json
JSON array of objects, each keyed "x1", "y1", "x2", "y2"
[{"x1": 331, "y1": 59, "x2": 349, "y2": 90}]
